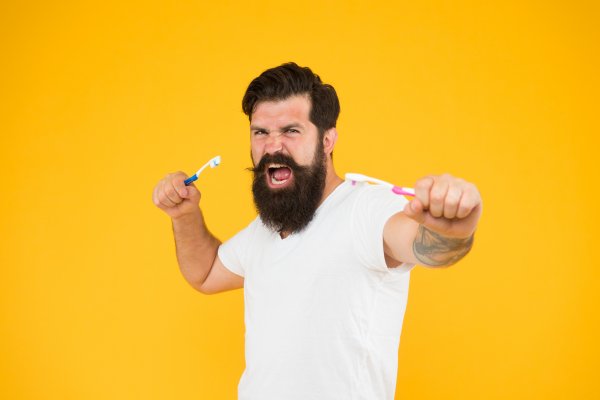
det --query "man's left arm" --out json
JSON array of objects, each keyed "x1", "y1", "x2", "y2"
[{"x1": 383, "y1": 174, "x2": 483, "y2": 267}]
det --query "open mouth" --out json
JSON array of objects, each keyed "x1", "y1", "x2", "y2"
[{"x1": 266, "y1": 163, "x2": 293, "y2": 187}]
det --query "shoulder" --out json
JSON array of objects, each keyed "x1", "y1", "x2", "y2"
[{"x1": 223, "y1": 216, "x2": 264, "y2": 245}]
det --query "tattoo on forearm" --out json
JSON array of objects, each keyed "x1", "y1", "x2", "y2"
[{"x1": 413, "y1": 225, "x2": 474, "y2": 266}]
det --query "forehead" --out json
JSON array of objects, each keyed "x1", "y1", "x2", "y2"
[{"x1": 251, "y1": 95, "x2": 312, "y2": 127}]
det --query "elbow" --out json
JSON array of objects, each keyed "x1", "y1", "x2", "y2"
[
  {"x1": 187, "y1": 279, "x2": 219, "y2": 295},
  {"x1": 182, "y1": 275, "x2": 215, "y2": 295}
]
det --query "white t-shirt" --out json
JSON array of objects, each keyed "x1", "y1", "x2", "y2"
[{"x1": 218, "y1": 180, "x2": 415, "y2": 400}]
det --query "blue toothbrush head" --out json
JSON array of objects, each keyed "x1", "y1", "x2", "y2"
[{"x1": 209, "y1": 155, "x2": 221, "y2": 168}]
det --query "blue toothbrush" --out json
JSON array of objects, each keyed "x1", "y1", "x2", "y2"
[{"x1": 184, "y1": 155, "x2": 222, "y2": 185}]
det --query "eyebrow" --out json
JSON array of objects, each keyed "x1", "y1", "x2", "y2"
[
  {"x1": 250, "y1": 123, "x2": 306, "y2": 132},
  {"x1": 281, "y1": 123, "x2": 305, "y2": 131}
]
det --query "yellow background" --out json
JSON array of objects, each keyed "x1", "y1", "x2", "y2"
[{"x1": 1, "y1": 1, "x2": 598, "y2": 399}]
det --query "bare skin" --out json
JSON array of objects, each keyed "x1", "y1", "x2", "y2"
[
  {"x1": 152, "y1": 95, "x2": 482, "y2": 294},
  {"x1": 383, "y1": 173, "x2": 482, "y2": 268}
]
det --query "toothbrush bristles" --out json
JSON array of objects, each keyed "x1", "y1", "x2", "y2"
[{"x1": 210, "y1": 156, "x2": 221, "y2": 167}]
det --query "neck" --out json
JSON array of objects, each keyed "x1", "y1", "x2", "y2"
[{"x1": 319, "y1": 160, "x2": 344, "y2": 206}]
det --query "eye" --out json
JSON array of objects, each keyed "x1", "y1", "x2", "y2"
[
  {"x1": 286, "y1": 128, "x2": 300, "y2": 134},
  {"x1": 253, "y1": 130, "x2": 268, "y2": 136}
]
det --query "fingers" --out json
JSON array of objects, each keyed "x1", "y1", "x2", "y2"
[
  {"x1": 456, "y1": 184, "x2": 480, "y2": 219},
  {"x1": 412, "y1": 174, "x2": 480, "y2": 220},
  {"x1": 429, "y1": 178, "x2": 449, "y2": 218},
  {"x1": 443, "y1": 185, "x2": 462, "y2": 219},
  {"x1": 153, "y1": 172, "x2": 193, "y2": 209},
  {"x1": 403, "y1": 197, "x2": 425, "y2": 224},
  {"x1": 173, "y1": 178, "x2": 189, "y2": 199},
  {"x1": 152, "y1": 181, "x2": 172, "y2": 208},
  {"x1": 414, "y1": 176, "x2": 434, "y2": 210}
]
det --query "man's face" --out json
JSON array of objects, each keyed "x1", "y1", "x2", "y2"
[
  {"x1": 250, "y1": 95, "x2": 321, "y2": 181},
  {"x1": 249, "y1": 95, "x2": 327, "y2": 234}
]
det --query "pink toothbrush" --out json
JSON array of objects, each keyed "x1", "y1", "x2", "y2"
[{"x1": 345, "y1": 173, "x2": 415, "y2": 196}]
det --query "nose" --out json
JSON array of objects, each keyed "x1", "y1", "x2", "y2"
[{"x1": 264, "y1": 132, "x2": 283, "y2": 155}]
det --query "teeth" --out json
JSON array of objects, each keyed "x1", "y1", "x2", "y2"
[
  {"x1": 266, "y1": 163, "x2": 290, "y2": 186},
  {"x1": 268, "y1": 163, "x2": 286, "y2": 169}
]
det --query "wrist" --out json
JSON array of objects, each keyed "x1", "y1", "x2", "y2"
[{"x1": 171, "y1": 209, "x2": 203, "y2": 224}]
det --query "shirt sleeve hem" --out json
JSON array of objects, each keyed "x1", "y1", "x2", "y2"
[{"x1": 217, "y1": 245, "x2": 245, "y2": 278}]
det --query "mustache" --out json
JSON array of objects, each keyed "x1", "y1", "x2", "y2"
[{"x1": 248, "y1": 153, "x2": 309, "y2": 174}]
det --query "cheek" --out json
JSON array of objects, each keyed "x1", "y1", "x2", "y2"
[
  {"x1": 250, "y1": 141, "x2": 263, "y2": 162},
  {"x1": 297, "y1": 140, "x2": 320, "y2": 165},
  {"x1": 288, "y1": 138, "x2": 312, "y2": 159}
]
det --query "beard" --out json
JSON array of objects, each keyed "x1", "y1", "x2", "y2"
[{"x1": 250, "y1": 144, "x2": 327, "y2": 234}]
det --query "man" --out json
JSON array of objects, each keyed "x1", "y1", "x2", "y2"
[{"x1": 152, "y1": 62, "x2": 482, "y2": 399}]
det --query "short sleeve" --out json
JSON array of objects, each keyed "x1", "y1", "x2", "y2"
[
  {"x1": 352, "y1": 184, "x2": 416, "y2": 273},
  {"x1": 217, "y1": 218, "x2": 259, "y2": 278}
]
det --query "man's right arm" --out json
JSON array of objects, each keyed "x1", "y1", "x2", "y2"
[{"x1": 153, "y1": 172, "x2": 244, "y2": 294}]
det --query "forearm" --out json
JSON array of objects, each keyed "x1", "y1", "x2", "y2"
[
  {"x1": 412, "y1": 225, "x2": 474, "y2": 267},
  {"x1": 171, "y1": 211, "x2": 221, "y2": 287}
]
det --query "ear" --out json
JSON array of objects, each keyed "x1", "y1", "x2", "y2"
[{"x1": 322, "y1": 127, "x2": 338, "y2": 155}]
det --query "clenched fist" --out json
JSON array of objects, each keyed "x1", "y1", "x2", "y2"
[
  {"x1": 152, "y1": 172, "x2": 201, "y2": 219},
  {"x1": 403, "y1": 173, "x2": 482, "y2": 239}
]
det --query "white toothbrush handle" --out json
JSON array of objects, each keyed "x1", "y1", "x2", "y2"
[{"x1": 345, "y1": 172, "x2": 415, "y2": 197}]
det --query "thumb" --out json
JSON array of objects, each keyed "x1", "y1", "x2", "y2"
[
  {"x1": 178, "y1": 186, "x2": 189, "y2": 198},
  {"x1": 403, "y1": 199, "x2": 426, "y2": 224},
  {"x1": 185, "y1": 183, "x2": 201, "y2": 200}
]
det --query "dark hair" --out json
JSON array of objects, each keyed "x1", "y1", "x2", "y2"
[{"x1": 242, "y1": 62, "x2": 340, "y2": 137}]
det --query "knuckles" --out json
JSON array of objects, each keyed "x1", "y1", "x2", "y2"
[
  {"x1": 165, "y1": 186, "x2": 177, "y2": 198},
  {"x1": 407, "y1": 174, "x2": 481, "y2": 223},
  {"x1": 444, "y1": 197, "x2": 460, "y2": 207},
  {"x1": 430, "y1": 192, "x2": 445, "y2": 204},
  {"x1": 414, "y1": 179, "x2": 432, "y2": 191}
]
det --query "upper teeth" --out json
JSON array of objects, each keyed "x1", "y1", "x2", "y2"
[{"x1": 268, "y1": 163, "x2": 289, "y2": 185}]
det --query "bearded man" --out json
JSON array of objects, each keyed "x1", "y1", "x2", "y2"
[{"x1": 152, "y1": 62, "x2": 482, "y2": 400}]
